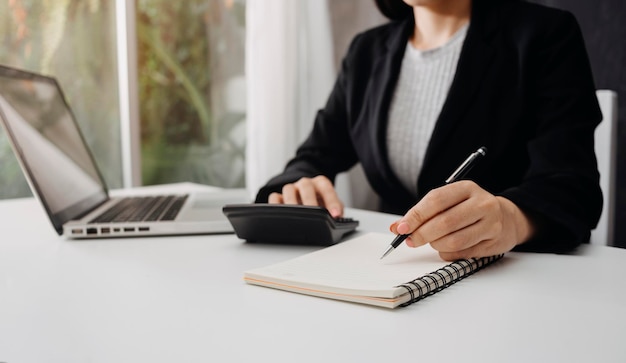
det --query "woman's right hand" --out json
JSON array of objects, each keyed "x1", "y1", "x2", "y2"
[{"x1": 268, "y1": 175, "x2": 344, "y2": 218}]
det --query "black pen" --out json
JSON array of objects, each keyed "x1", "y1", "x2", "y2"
[{"x1": 380, "y1": 146, "x2": 488, "y2": 260}]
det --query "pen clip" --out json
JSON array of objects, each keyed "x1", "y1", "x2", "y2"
[{"x1": 445, "y1": 147, "x2": 487, "y2": 184}]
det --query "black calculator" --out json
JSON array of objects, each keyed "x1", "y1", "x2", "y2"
[{"x1": 222, "y1": 204, "x2": 359, "y2": 246}]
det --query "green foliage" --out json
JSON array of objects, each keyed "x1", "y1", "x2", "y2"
[{"x1": 137, "y1": 0, "x2": 247, "y2": 188}]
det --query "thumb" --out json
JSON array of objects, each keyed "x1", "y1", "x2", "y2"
[{"x1": 397, "y1": 207, "x2": 427, "y2": 235}]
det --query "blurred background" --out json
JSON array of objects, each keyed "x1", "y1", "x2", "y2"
[{"x1": 0, "y1": 0, "x2": 623, "y2": 246}]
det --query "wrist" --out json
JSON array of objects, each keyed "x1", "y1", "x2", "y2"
[{"x1": 496, "y1": 196, "x2": 535, "y2": 246}]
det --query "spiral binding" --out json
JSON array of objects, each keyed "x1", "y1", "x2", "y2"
[{"x1": 396, "y1": 254, "x2": 504, "y2": 307}]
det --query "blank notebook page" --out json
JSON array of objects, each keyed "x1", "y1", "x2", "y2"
[{"x1": 244, "y1": 232, "x2": 450, "y2": 298}]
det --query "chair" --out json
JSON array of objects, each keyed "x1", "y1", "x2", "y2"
[{"x1": 591, "y1": 90, "x2": 618, "y2": 246}]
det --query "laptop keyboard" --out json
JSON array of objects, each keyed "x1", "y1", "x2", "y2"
[{"x1": 89, "y1": 195, "x2": 189, "y2": 223}]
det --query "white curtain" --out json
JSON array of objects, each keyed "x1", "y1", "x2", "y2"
[{"x1": 245, "y1": 0, "x2": 347, "y2": 202}]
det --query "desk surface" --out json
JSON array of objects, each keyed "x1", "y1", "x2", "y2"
[{"x1": 1, "y1": 185, "x2": 625, "y2": 363}]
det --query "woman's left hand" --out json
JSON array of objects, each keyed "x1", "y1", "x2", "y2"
[{"x1": 389, "y1": 180, "x2": 535, "y2": 261}]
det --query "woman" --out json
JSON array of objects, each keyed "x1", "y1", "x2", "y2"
[{"x1": 255, "y1": 0, "x2": 603, "y2": 260}]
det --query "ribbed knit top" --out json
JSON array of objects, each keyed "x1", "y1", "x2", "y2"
[{"x1": 386, "y1": 24, "x2": 468, "y2": 196}]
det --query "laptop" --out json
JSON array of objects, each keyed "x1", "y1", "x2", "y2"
[{"x1": 0, "y1": 65, "x2": 249, "y2": 238}]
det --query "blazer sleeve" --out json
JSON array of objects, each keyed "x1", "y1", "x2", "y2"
[{"x1": 499, "y1": 10, "x2": 603, "y2": 252}]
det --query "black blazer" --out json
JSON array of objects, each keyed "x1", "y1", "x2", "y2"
[{"x1": 257, "y1": 0, "x2": 603, "y2": 252}]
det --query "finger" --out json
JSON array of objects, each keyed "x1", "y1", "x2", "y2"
[
  {"x1": 312, "y1": 176, "x2": 343, "y2": 217},
  {"x1": 268, "y1": 192, "x2": 283, "y2": 204},
  {"x1": 389, "y1": 221, "x2": 399, "y2": 233},
  {"x1": 416, "y1": 196, "x2": 482, "y2": 245},
  {"x1": 438, "y1": 239, "x2": 495, "y2": 261},
  {"x1": 429, "y1": 218, "x2": 485, "y2": 253},
  {"x1": 281, "y1": 184, "x2": 300, "y2": 205},
  {"x1": 398, "y1": 182, "x2": 473, "y2": 233},
  {"x1": 294, "y1": 178, "x2": 319, "y2": 206}
]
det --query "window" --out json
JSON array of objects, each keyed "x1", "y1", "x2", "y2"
[
  {"x1": 0, "y1": 0, "x2": 246, "y2": 200},
  {"x1": 137, "y1": 0, "x2": 246, "y2": 187}
]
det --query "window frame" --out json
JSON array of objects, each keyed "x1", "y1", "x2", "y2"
[{"x1": 115, "y1": 0, "x2": 142, "y2": 188}]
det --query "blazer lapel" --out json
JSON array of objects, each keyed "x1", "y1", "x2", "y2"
[
  {"x1": 361, "y1": 19, "x2": 415, "y2": 195},
  {"x1": 420, "y1": 2, "x2": 500, "y2": 178}
]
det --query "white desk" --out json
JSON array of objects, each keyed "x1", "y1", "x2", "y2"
[{"x1": 1, "y1": 186, "x2": 626, "y2": 363}]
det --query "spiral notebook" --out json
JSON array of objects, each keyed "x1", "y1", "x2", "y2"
[{"x1": 244, "y1": 232, "x2": 503, "y2": 308}]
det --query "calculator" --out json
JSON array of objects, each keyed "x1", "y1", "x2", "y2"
[{"x1": 222, "y1": 204, "x2": 359, "y2": 246}]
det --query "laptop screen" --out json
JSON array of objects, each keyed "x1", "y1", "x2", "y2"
[{"x1": 0, "y1": 66, "x2": 108, "y2": 232}]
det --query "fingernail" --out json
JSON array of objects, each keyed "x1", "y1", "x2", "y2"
[
  {"x1": 397, "y1": 222, "x2": 410, "y2": 235},
  {"x1": 330, "y1": 208, "x2": 341, "y2": 218}
]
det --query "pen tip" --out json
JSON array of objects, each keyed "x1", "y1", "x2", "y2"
[{"x1": 380, "y1": 245, "x2": 394, "y2": 260}]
